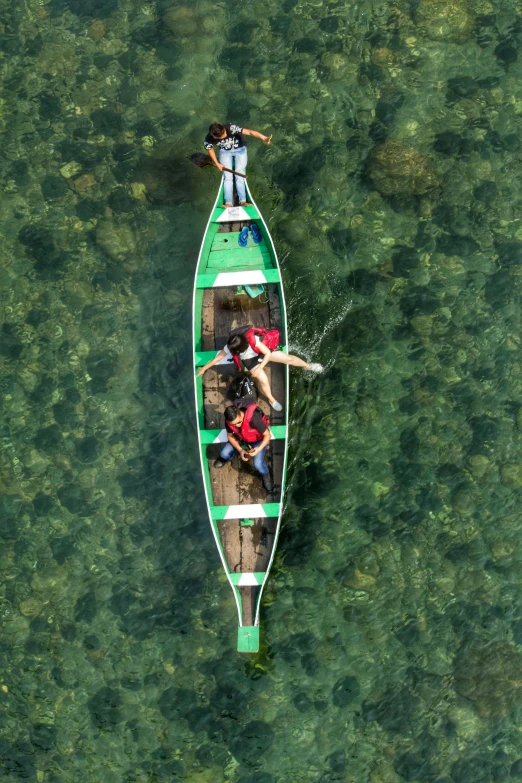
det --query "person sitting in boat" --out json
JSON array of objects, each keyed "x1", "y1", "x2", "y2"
[
  {"x1": 196, "y1": 325, "x2": 324, "y2": 412},
  {"x1": 214, "y1": 398, "x2": 273, "y2": 492},
  {"x1": 203, "y1": 123, "x2": 272, "y2": 208}
]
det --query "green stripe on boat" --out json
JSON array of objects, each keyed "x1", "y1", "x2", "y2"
[
  {"x1": 195, "y1": 269, "x2": 281, "y2": 288},
  {"x1": 200, "y1": 426, "x2": 287, "y2": 444}
]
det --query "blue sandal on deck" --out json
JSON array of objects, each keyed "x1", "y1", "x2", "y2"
[
  {"x1": 250, "y1": 223, "x2": 262, "y2": 244},
  {"x1": 238, "y1": 226, "x2": 249, "y2": 247}
]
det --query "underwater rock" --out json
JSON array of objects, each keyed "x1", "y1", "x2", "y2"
[
  {"x1": 91, "y1": 108, "x2": 123, "y2": 137},
  {"x1": 163, "y1": 6, "x2": 198, "y2": 36},
  {"x1": 494, "y1": 42, "x2": 517, "y2": 65},
  {"x1": 74, "y1": 590, "x2": 97, "y2": 623},
  {"x1": 53, "y1": 400, "x2": 79, "y2": 429},
  {"x1": 57, "y1": 484, "x2": 89, "y2": 515},
  {"x1": 467, "y1": 455, "x2": 490, "y2": 479},
  {"x1": 485, "y1": 269, "x2": 512, "y2": 307},
  {"x1": 410, "y1": 315, "x2": 433, "y2": 338},
  {"x1": 474, "y1": 181, "x2": 497, "y2": 203},
  {"x1": 392, "y1": 247, "x2": 420, "y2": 278},
  {"x1": 88, "y1": 687, "x2": 123, "y2": 729},
  {"x1": 108, "y1": 187, "x2": 134, "y2": 213},
  {"x1": 19, "y1": 597, "x2": 45, "y2": 617},
  {"x1": 293, "y1": 692, "x2": 313, "y2": 712},
  {"x1": 414, "y1": 0, "x2": 474, "y2": 42},
  {"x1": 433, "y1": 131, "x2": 470, "y2": 158},
  {"x1": 451, "y1": 483, "x2": 478, "y2": 515},
  {"x1": 31, "y1": 566, "x2": 68, "y2": 593},
  {"x1": 436, "y1": 233, "x2": 478, "y2": 257},
  {"x1": 95, "y1": 220, "x2": 135, "y2": 261},
  {"x1": 50, "y1": 535, "x2": 77, "y2": 564},
  {"x1": 75, "y1": 436, "x2": 102, "y2": 464},
  {"x1": 395, "y1": 617, "x2": 420, "y2": 647},
  {"x1": 500, "y1": 463, "x2": 522, "y2": 489},
  {"x1": 88, "y1": 19, "x2": 105, "y2": 39},
  {"x1": 454, "y1": 643, "x2": 522, "y2": 717},
  {"x1": 34, "y1": 424, "x2": 63, "y2": 451},
  {"x1": 73, "y1": 174, "x2": 96, "y2": 194},
  {"x1": 24, "y1": 449, "x2": 49, "y2": 476},
  {"x1": 31, "y1": 723, "x2": 57, "y2": 752},
  {"x1": 32, "y1": 493, "x2": 55, "y2": 517},
  {"x1": 332, "y1": 676, "x2": 360, "y2": 707},
  {"x1": 369, "y1": 763, "x2": 401, "y2": 783},
  {"x1": 327, "y1": 225, "x2": 356, "y2": 258},
  {"x1": 41, "y1": 175, "x2": 69, "y2": 200},
  {"x1": 76, "y1": 199, "x2": 103, "y2": 222},
  {"x1": 449, "y1": 704, "x2": 483, "y2": 741},
  {"x1": 394, "y1": 750, "x2": 435, "y2": 782},
  {"x1": 368, "y1": 142, "x2": 438, "y2": 196},
  {"x1": 340, "y1": 565, "x2": 377, "y2": 592},
  {"x1": 230, "y1": 721, "x2": 274, "y2": 762},
  {"x1": 60, "y1": 161, "x2": 82, "y2": 179},
  {"x1": 363, "y1": 686, "x2": 420, "y2": 732},
  {"x1": 158, "y1": 687, "x2": 197, "y2": 721}
]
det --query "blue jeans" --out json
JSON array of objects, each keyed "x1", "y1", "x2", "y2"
[
  {"x1": 219, "y1": 146, "x2": 247, "y2": 205},
  {"x1": 220, "y1": 440, "x2": 269, "y2": 476}
]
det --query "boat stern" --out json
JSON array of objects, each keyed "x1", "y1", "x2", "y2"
[{"x1": 237, "y1": 625, "x2": 259, "y2": 653}]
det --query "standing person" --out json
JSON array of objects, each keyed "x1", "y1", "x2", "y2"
[
  {"x1": 203, "y1": 123, "x2": 272, "y2": 208},
  {"x1": 196, "y1": 325, "x2": 323, "y2": 412},
  {"x1": 214, "y1": 398, "x2": 273, "y2": 492}
]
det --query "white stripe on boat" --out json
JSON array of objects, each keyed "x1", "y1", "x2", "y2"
[
  {"x1": 213, "y1": 271, "x2": 267, "y2": 287},
  {"x1": 215, "y1": 206, "x2": 252, "y2": 222},
  {"x1": 238, "y1": 573, "x2": 262, "y2": 586},
  {"x1": 224, "y1": 504, "x2": 267, "y2": 519}
]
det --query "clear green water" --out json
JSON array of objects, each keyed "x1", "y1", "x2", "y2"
[{"x1": 3, "y1": 0, "x2": 522, "y2": 780}]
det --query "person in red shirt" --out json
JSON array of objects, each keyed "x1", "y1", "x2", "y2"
[{"x1": 214, "y1": 398, "x2": 273, "y2": 492}]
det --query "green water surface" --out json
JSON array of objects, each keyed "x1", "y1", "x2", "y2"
[{"x1": 2, "y1": 0, "x2": 522, "y2": 780}]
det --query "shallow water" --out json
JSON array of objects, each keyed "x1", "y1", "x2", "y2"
[{"x1": 3, "y1": 0, "x2": 522, "y2": 780}]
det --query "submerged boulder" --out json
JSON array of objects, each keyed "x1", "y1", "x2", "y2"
[
  {"x1": 454, "y1": 643, "x2": 522, "y2": 717},
  {"x1": 368, "y1": 142, "x2": 438, "y2": 197},
  {"x1": 414, "y1": 0, "x2": 475, "y2": 43},
  {"x1": 95, "y1": 220, "x2": 136, "y2": 261}
]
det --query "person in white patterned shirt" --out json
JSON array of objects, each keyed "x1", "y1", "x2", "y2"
[{"x1": 203, "y1": 122, "x2": 272, "y2": 207}]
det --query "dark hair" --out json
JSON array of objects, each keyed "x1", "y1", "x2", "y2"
[
  {"x1": 224, "y1": 405, "x2": 241, "y2": 422},
  {"x1": 227, "y1": 334, "x2": 249, "y2": 355},
  {"x1": 209, "y1": 122, "x2": 225, "y2": 139}
]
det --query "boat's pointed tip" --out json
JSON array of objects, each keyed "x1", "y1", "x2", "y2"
[{"x1": 237, "y1": 625, "x2": 260, "y2": 654}]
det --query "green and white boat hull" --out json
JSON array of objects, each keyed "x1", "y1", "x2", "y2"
[{"x1": 193, "y1": 181, "x2": 288, "y2": 653}]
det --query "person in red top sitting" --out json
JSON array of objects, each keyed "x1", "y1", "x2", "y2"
[
  {"x1": 214, "y1": 398, "x2": 273, "y2": 492},
  {"x1": 197, "y1": 326, "x2": 324, "y2": 412}
]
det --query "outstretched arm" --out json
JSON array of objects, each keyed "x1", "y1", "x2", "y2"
[
  {"x1": 243, "y1": 128, "x2": 272, "y2": 144},
  {"x1": 196, "y1": 348, "x2": 227, "y2": 377}
]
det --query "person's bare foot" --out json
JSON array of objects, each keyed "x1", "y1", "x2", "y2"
[
  {"x1": 239, "y1": 201, "x2": 253, "y2": 207},
  {"x1": 219, "y1": 203, "x2": 233, "y2": 209}
]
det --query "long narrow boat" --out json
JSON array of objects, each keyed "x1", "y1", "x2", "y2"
[{"x1": 193, "y1": 180, "x2": 288, "y2": 653}]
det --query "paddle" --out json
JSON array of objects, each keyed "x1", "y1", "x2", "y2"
[{"x1": 190, "y1": 153, "x2": 247, "y2": 178}]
